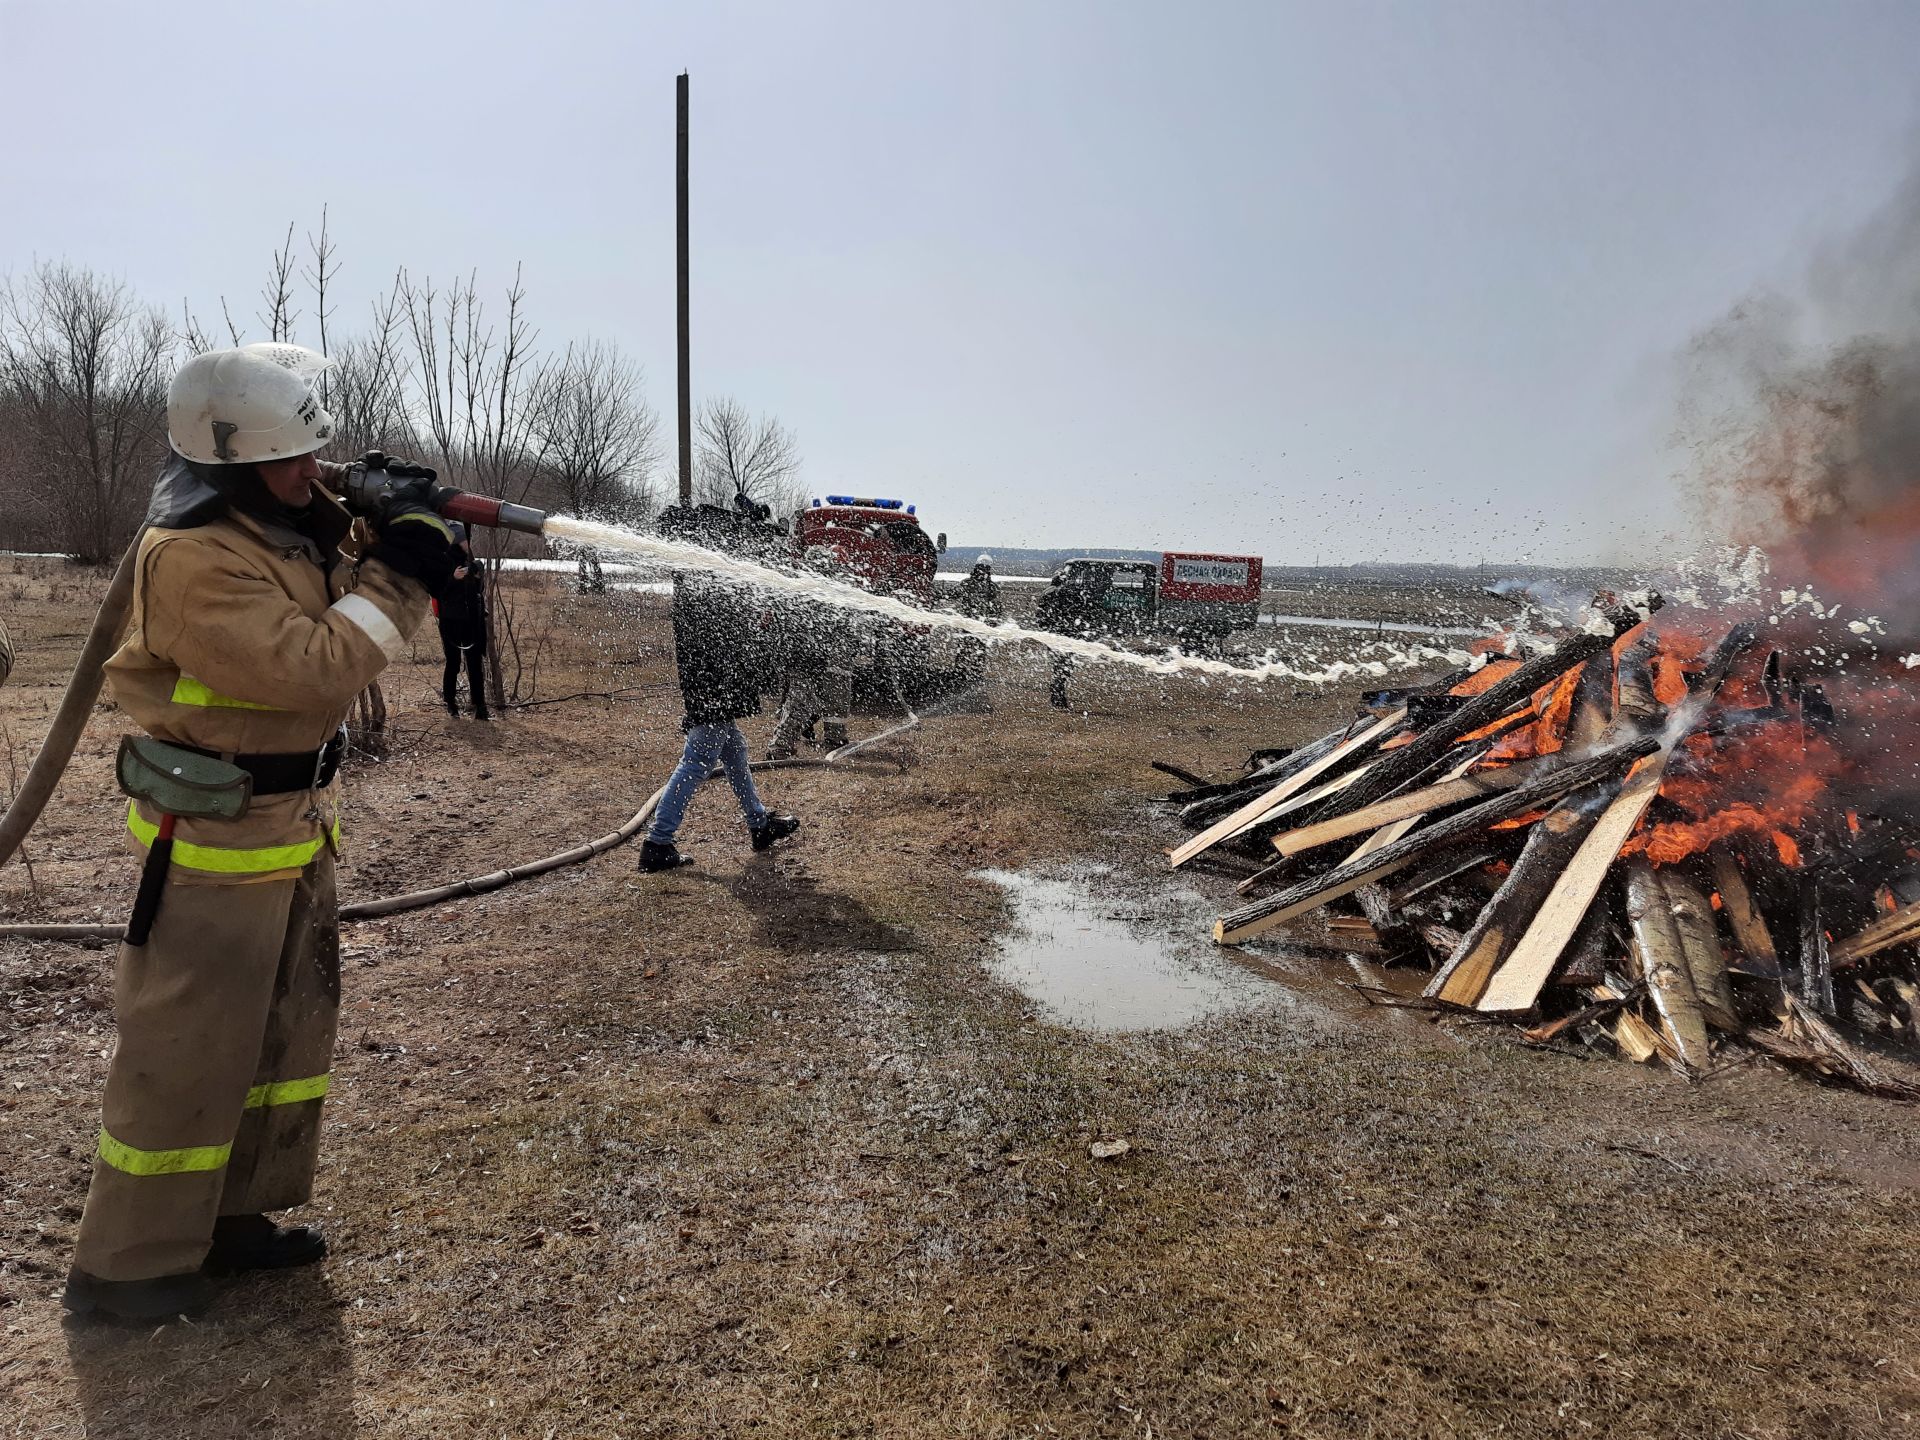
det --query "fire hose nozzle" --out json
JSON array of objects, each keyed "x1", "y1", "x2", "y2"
[{"x1": 340, "y1": 454, "x2": 549, "y2": 538}]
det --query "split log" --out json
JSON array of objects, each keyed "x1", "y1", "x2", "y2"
[
  {"x1": 1287, "y1": 632, "x2": 1616, "y2": 830},
  {"x1": 1429, "y1": 778, "x2": 1626, "y2": 1007},
  {"x1": 1622, "y1": 861, "x2": 1710, "y2": 1073},
  {"x1": 1829, "y1": 897, "x2": 1920, "y2": 967},
  {"x1": 1710, "y1": 848, "x2": 1780, "y2": 973},
  {"x1": 1798, "y1": 879, "x2": 1836, "y2": 1015},
  {"x1": 1214, "y1": 739, "x2": 1655, "y2": 946},
  {"x1": 1170, "y1": 709, "x2": 1404, "y2": 869},
  {"x1": 1665, "y1": 872, "x2": 1737, "y2": 1028},
  {"x1": 1589, "y1": 976, "x2": 1666, "y2": 1064}
]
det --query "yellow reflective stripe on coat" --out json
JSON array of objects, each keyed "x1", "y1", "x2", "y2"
[
  {"x1": 97, "y1": 1128, "x2": 231, "y2": 1176},
  {"x1": 127, "y1": 802, "x2": 338, "y2": 874},
  {"x1": 245, "y1": 1074, "x2": 330, "y2": 1108},
  {"x1": 169, "y1": 675, "x2": 284, "y2": 711}
]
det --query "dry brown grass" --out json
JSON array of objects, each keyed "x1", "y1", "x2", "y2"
[{"x1": 1, "y1": 561, "x2": 1917, "y2": 1438}]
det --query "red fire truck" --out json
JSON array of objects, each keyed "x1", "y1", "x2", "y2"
[{"x1": 791, "y1": 495, "x2": 946, "y2": 600}]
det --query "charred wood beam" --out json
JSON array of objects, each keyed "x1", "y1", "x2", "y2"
[{"x1": 1286, "y1": 632, "x2": 1617, "y2": 832}]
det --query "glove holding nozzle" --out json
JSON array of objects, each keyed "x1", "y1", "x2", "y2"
[{"x1": 365, "y1": 501, "x2": 461, "y2": 596}]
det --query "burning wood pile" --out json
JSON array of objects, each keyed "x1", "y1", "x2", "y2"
[{"x1": 1159, "y1": 601, "x2": 1920, "y2": 1099}]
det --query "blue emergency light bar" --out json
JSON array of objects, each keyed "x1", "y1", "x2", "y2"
[
  {"x1": 814, "y1": 499, "x2": 917, "y2": 514},
  {"x1": 822, "y1": 495, "x2": 906, "y2": 510}
]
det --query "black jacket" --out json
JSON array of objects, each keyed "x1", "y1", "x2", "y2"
[
  {"x1": 437, "y1": 565, "x2": 489, "y2": 648},
  {"x1": 672, "y1": 573, "x2": 771, "y2": 727}
]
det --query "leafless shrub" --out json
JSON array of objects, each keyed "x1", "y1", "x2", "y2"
[
  {"x1": 696, "y1": 396, "x2": 804, "y2": 517},
  {"x1": 0, "y1": 261, "x2": 173, "y2": 561}
]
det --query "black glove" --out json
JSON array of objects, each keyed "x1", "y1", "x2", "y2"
[{"x1": 366, "y1": 502, "x2": 460, "y2": 595}]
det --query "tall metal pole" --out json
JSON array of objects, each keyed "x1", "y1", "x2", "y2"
[{"x1": 676, "y1": 71, "x2": 692, "y2": 505}]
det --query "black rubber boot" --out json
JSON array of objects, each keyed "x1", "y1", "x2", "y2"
[
  {"x1": 63, "y1": 1267, "x2": 218, "y2": 1324},
  {"x1": 203, "y1": 1214, "x2": 327, "y2": 1275},
  {"x1": 750, "y1": 814, "x2": 801, "y2": 852},
  {"x1": 638, "y1": 840, "x2": 692, "y2": 873}
]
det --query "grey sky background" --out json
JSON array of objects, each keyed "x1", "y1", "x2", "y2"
[{"x1": 3, "y1": 0, "x2": 1917, "y2": 565}]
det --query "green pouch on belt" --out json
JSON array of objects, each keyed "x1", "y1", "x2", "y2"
[{"x1": 116, "y1": 737, "x2": 252, "y2": 820}]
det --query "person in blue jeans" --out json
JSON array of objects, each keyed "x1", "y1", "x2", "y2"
[{"x1": 640, "y1": 506, "x2": 800, "y2": 873}]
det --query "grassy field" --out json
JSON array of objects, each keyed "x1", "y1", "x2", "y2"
[{"x1": 1, "y1": 559, "x2": 1915, "y2": 1438}]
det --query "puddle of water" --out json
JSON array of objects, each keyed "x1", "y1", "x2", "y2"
[{"x1": 979, "y1": 868, "x2": 1266, "y2": 1032}]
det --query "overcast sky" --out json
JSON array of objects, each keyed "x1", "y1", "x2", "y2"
[{"x1": 3, "y1": 0, "x2": 1917, "y2": 565}]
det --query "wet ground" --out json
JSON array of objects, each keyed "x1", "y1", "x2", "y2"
[{"x1": 2, "y1": 563, "x2": 1917, "y2": 1439}]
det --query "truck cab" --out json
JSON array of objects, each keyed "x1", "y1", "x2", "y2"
[
  {"x1": 1044, "y1": 552, "x2": 1263, "y2": 645},
  {"x1": 791, "y1": 496, "x2": 944, "y2": 601}
]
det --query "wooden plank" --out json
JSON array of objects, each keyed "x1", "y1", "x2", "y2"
[
  {"x1": 1829, "y1": 897, "x2": 1920, "y2": 967},
  {"x1": 1169, "y1": 709, "x2": 1403, "y2": 869},
  {"x1": 1221, "y1": 765, "x2": 1369, "y2": 843},
  {"x1": 1332, "y1": 751, "x2": 1486, "y2": 865},
  {"x1": 1430, "y1": 778, "x2": 1622, "y2": 1006},
  {"x1": 1710, "y1": 849, "x2": 1779, "y2": 971},
  {"x1": 1214, "y1": 740, "x2": 1655, "y2": 946},
  {"x1": 1623, "y1": 861, "x2": 1710, "y2": 1073},
  {"x1": 1178, "y1": 726, "x2": 1351, "y2": 826},
  {"x1": 1271, "y1": 752, "x2": 1543, "y2": 859},
  {"x1": 1473, "y1": 755, "x2": 1668, "y2": 1012}
]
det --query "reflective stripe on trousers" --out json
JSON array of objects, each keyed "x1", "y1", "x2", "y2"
[{"x1": 94, "y1": 1074, "x2": 331, "y2": 1175}]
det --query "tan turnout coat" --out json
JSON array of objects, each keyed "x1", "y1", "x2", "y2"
[{"x1": 102, "y1": 483, "x2": 429, "y2": 881}]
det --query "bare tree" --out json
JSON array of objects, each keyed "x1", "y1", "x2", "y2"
[
  {"x1": 324, "y1": 278, "x2": 420, "y2": 461},
  {"x1": 0, "y1": 262, "x2": 173, "y2": 561},
  {"x1": 534, "y1": 339, "x2": 660, "y2": 589},
  {"x1": 258, "y1": 222, "x2": 300, "y2": 343},
  {"x1": 695, "y1": 396, "x2": 803, "y2": 517},
  {"x1": 400, "y1": 266, "x2": 554, "y2": 706}
]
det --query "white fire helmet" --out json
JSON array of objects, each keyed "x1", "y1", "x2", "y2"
[
  {"x1": 975, "y1": 553, "x2": 993, "y2": 568},
  {"x1": 167, "y1": 343, "x2": 336, "y2": 465}
]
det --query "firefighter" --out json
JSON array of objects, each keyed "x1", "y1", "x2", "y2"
[
  {"x1": 436, "y1": 522, "x2": 491, "y2": 719},
  {"x1": 954, "y1": 554, "x2": 1001, "y2": 621},
  {"x1": 1034, "y1": 572, "x2": 1098, "y2": 711},
  {"x1": 64, "y1": 343, "x2": 458, "y2": 1323},
  {"x1": 950, "y1": 553, "x2": 1001, "y2": 709},
  {"x1": 768, "y1": 547, "x2": 856, "y2": 759}
]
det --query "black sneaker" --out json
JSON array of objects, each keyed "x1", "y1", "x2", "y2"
[
  {"x1": 750, "y1": 814, "x2": 801, "y2": 852},
  {"x1": 638, "y1": 840, "x2": 693, "y2": 873},
  {"x1": 63, "y1": 1267, "x2": 218, "y2": 1324},
  {"x1": 204, "y1": 1214, "x2": 327, "y2": 1275}
]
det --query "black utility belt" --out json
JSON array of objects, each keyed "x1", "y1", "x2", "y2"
[{"x1": 181, "y1": 728, "x2": 346, "y2": 796}]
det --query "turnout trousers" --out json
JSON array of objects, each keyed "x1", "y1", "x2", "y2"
[{"x1": 73, "y1": 854, "x2": 340, "y2": 1282}]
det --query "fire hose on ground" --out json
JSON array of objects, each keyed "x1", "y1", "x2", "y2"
[{"x1": 0, "y1": 457, "x2": 928, "y2": 944}]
